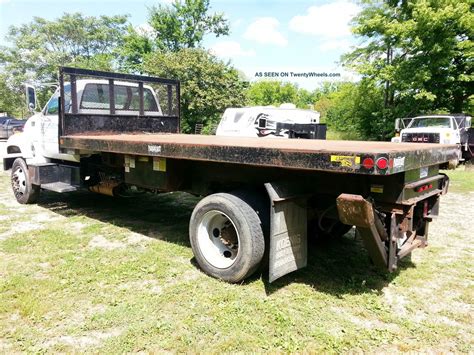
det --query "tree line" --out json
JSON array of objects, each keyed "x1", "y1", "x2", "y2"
[{"x1": 0, "y1": 0, "x2": 472, "y2": 139}]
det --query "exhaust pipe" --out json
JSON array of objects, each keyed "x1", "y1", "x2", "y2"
[{"x1": 89, "y1": 181, "x2": 121, "y2": 197}]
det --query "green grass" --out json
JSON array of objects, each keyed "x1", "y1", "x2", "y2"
[
  {"x1": 0, "y1": 169, "x2": 473, "y2": 352},
  {"x1": 326, "y1": 129, "x2": 363, "y2": 141},
  {"x1": 443, "y1": 166, "x2": 474, "y2": 193}
]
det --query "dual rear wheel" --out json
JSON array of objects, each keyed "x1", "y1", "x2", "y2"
[
  {"x1": 189, "y1": 193, "x2": 265, "y2": 283},
  {"x1": 189, "y1": 192, "x2": 353, "y2": 283}
]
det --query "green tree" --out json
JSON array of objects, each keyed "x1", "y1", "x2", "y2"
[
  {"x1": 118, "y1": 26, "x2": 154, "y2": 73},
  {"x1": 149, "y1": 0, "x2": 229, "y2": 51},
  {"x1": 246, "y1": 81, "x2": 315, "y2": 109},
  {"x1": 344, "y1": 0, "x2": 473, "y2": 118},
  {"x1": 0, "y1": 74, "x2": 24, "y2": 117},
  {"x1": 0, "y1": 13, "x2": 128, "y2": 109},
  {"x1": 314, "y1": 81, "x2": 386, "y2": 140},
  {"x1": 118, "y1": 0, "x2": 230, "y2": 73},
  {"x1": 143, "y1": 48, "x2": 247, "y2": 133}
]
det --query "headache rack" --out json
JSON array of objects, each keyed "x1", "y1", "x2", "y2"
[{"x1": 58, "y1": 67, "x2": 181, "y2": 137}]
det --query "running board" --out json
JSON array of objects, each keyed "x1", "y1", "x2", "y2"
[
  {"x1": 29, "y1": 163, "x2": 80, "y2": 193},
  {"x1": 41, "y1": 182, "x2": 78, "y2": 193}
]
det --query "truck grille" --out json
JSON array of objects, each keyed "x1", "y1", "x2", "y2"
[{"x1": 401, "y1": 133, "x2": 440, "y2": 143}]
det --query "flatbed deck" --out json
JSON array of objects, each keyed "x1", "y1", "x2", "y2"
[{"x1": 61, "y1": 133, "x2": 458, "y2": 175}]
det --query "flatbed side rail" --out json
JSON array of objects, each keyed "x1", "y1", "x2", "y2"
[
  {"x1": 60, "y1": 134, "x2": 460, "y2": 176},
  {"x1": 59, "y1": 67, "x2": 181, "y2": 139}
]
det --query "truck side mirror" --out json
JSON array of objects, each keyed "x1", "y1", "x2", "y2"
[
  {"x1": 394, "y1": 118, "x2": 401, "y2": 132},
  {"x1": 466, "y1": 117, "x2": 472, "y2": 130},
  {"x1": 25, "y1": 85, "x2": 37, "y2": 112}
]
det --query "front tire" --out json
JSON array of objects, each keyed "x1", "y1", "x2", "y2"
[
  {"x1": 189, "y1": 192, "x2": 265, "y2": 283},
  {"x1": 11, "y1": 158, "x2": 39, "y2": 204}
]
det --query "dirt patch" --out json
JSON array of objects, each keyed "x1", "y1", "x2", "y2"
[
  {"x1": 69, "y1": 221, "x2": 88, "y2": 232},
  {"x1": 382, "y1": 287, "x2": 408, "y2": 316},
  {"x1": 87, "y1": 235, "x2": 126, "y2": 250},
  {"x1": 31, "y1": 212, "x2": 64, "y2": 223},
  {"x1": 44, "y1": 328, "x2": 122, "y2": 349},
  {"x1": 0, "y1": 221, "x2": 43, "y2": 241},
  {"x1": 126, "y1": 231, "x2": 150, "y2": 245}
]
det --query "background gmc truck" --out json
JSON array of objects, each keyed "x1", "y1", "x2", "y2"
[{"x1": 391, "y1": 114, "x2": 473, "y2": 168}]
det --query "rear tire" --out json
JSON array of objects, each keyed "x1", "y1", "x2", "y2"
[
  {"x1": 11, "y1": 158, "x2": 40, "y2": 204},
  {"x1": 189, "y1": 192, "x2": 265, "y2": 283}
]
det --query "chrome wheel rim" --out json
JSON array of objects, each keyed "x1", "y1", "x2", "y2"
[
  {"x1": 197, "y1": 210, "x2": 240, "y2": 269},
  {"x1": 11, "y1": 165, "x2": 27, "y2": 197}
]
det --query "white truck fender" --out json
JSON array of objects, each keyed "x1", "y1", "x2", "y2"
[
  {"x1": 3, "y1": 133, "x2": 48, "y2": 169},
  {"x1": 5, "y1": 133, "x2": 34, "y2": 159}
]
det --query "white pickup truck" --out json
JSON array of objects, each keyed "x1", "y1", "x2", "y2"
[{"x1": 391, "y1": 114, "x2": 473, "y2": 168}]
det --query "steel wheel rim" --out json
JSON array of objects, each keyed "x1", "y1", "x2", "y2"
[
  {"x1": 197, "y1": 210, "x2": 240, "y2": 269},
  {"x1": 11, "y1": 165, "x2": 27, "y2": 197}
]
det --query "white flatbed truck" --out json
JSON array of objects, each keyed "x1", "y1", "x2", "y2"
[{"x1": 4, "y1": 68, "x2": 459, "y2": 283}]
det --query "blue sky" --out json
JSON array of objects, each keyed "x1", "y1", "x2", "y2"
[{"x1": 0, "y1": 0, "x2": 361, "y2": 90}]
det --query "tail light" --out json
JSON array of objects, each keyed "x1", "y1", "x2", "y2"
[
  {"x1": 362, "y1": 157, "x2": 375, "y2": 169},
  {"x1": 376, "y1": 157, "x2": 388, "y2": 170},
  {"x1": 416, "y1": 184, "x2": 434, "y2": 193}
]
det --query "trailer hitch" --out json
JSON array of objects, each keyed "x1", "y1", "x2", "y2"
[
  {"x1": 336, "y1": 194, "x2": 390, "y2": 270},
  {"x1": 335, "y1": 193, "x2": 427, "y2": 272}
]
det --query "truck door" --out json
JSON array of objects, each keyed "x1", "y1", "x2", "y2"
[
  {"x1": 452, "y1": 117, "x2": 461, "y2": 144},
  {"x1": 41, "y1": 89, "x2": 60, "y2": 156},
  {"x1": 41, "y1": 85, "x2": 73, "y2": 160}
]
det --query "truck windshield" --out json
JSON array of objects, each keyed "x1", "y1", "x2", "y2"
[
  {"x1": 44, "y1": 84, "x2": 71, "y2": 115},
  {"x1": 409, "y1": 117, "x2": 451, "y2": 128}
]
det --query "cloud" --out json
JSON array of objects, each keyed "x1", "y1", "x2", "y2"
[
  {"x1": 289, "y1": 1, "x2": 360, "y2": 38},
  {"x1": 319, "y1": 39, "x2": 351, "y2": 52},
  {"x1": 210, "y1": 41, "x2": 256, "y2": 58},
  {"x1": 243, "y1": 17, "x2": 288, "y2": 47}
]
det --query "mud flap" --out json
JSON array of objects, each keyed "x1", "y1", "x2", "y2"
[{"x1": 265, "y1": 182, "x2": 307, "y2": 283}]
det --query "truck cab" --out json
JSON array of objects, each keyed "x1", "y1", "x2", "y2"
[
  {"x1": 401, "y1": 115, "x2": 461, "y2": 144},
  {"x1": 6, "y1": 79, "x2": 162, "y2": 166}
]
